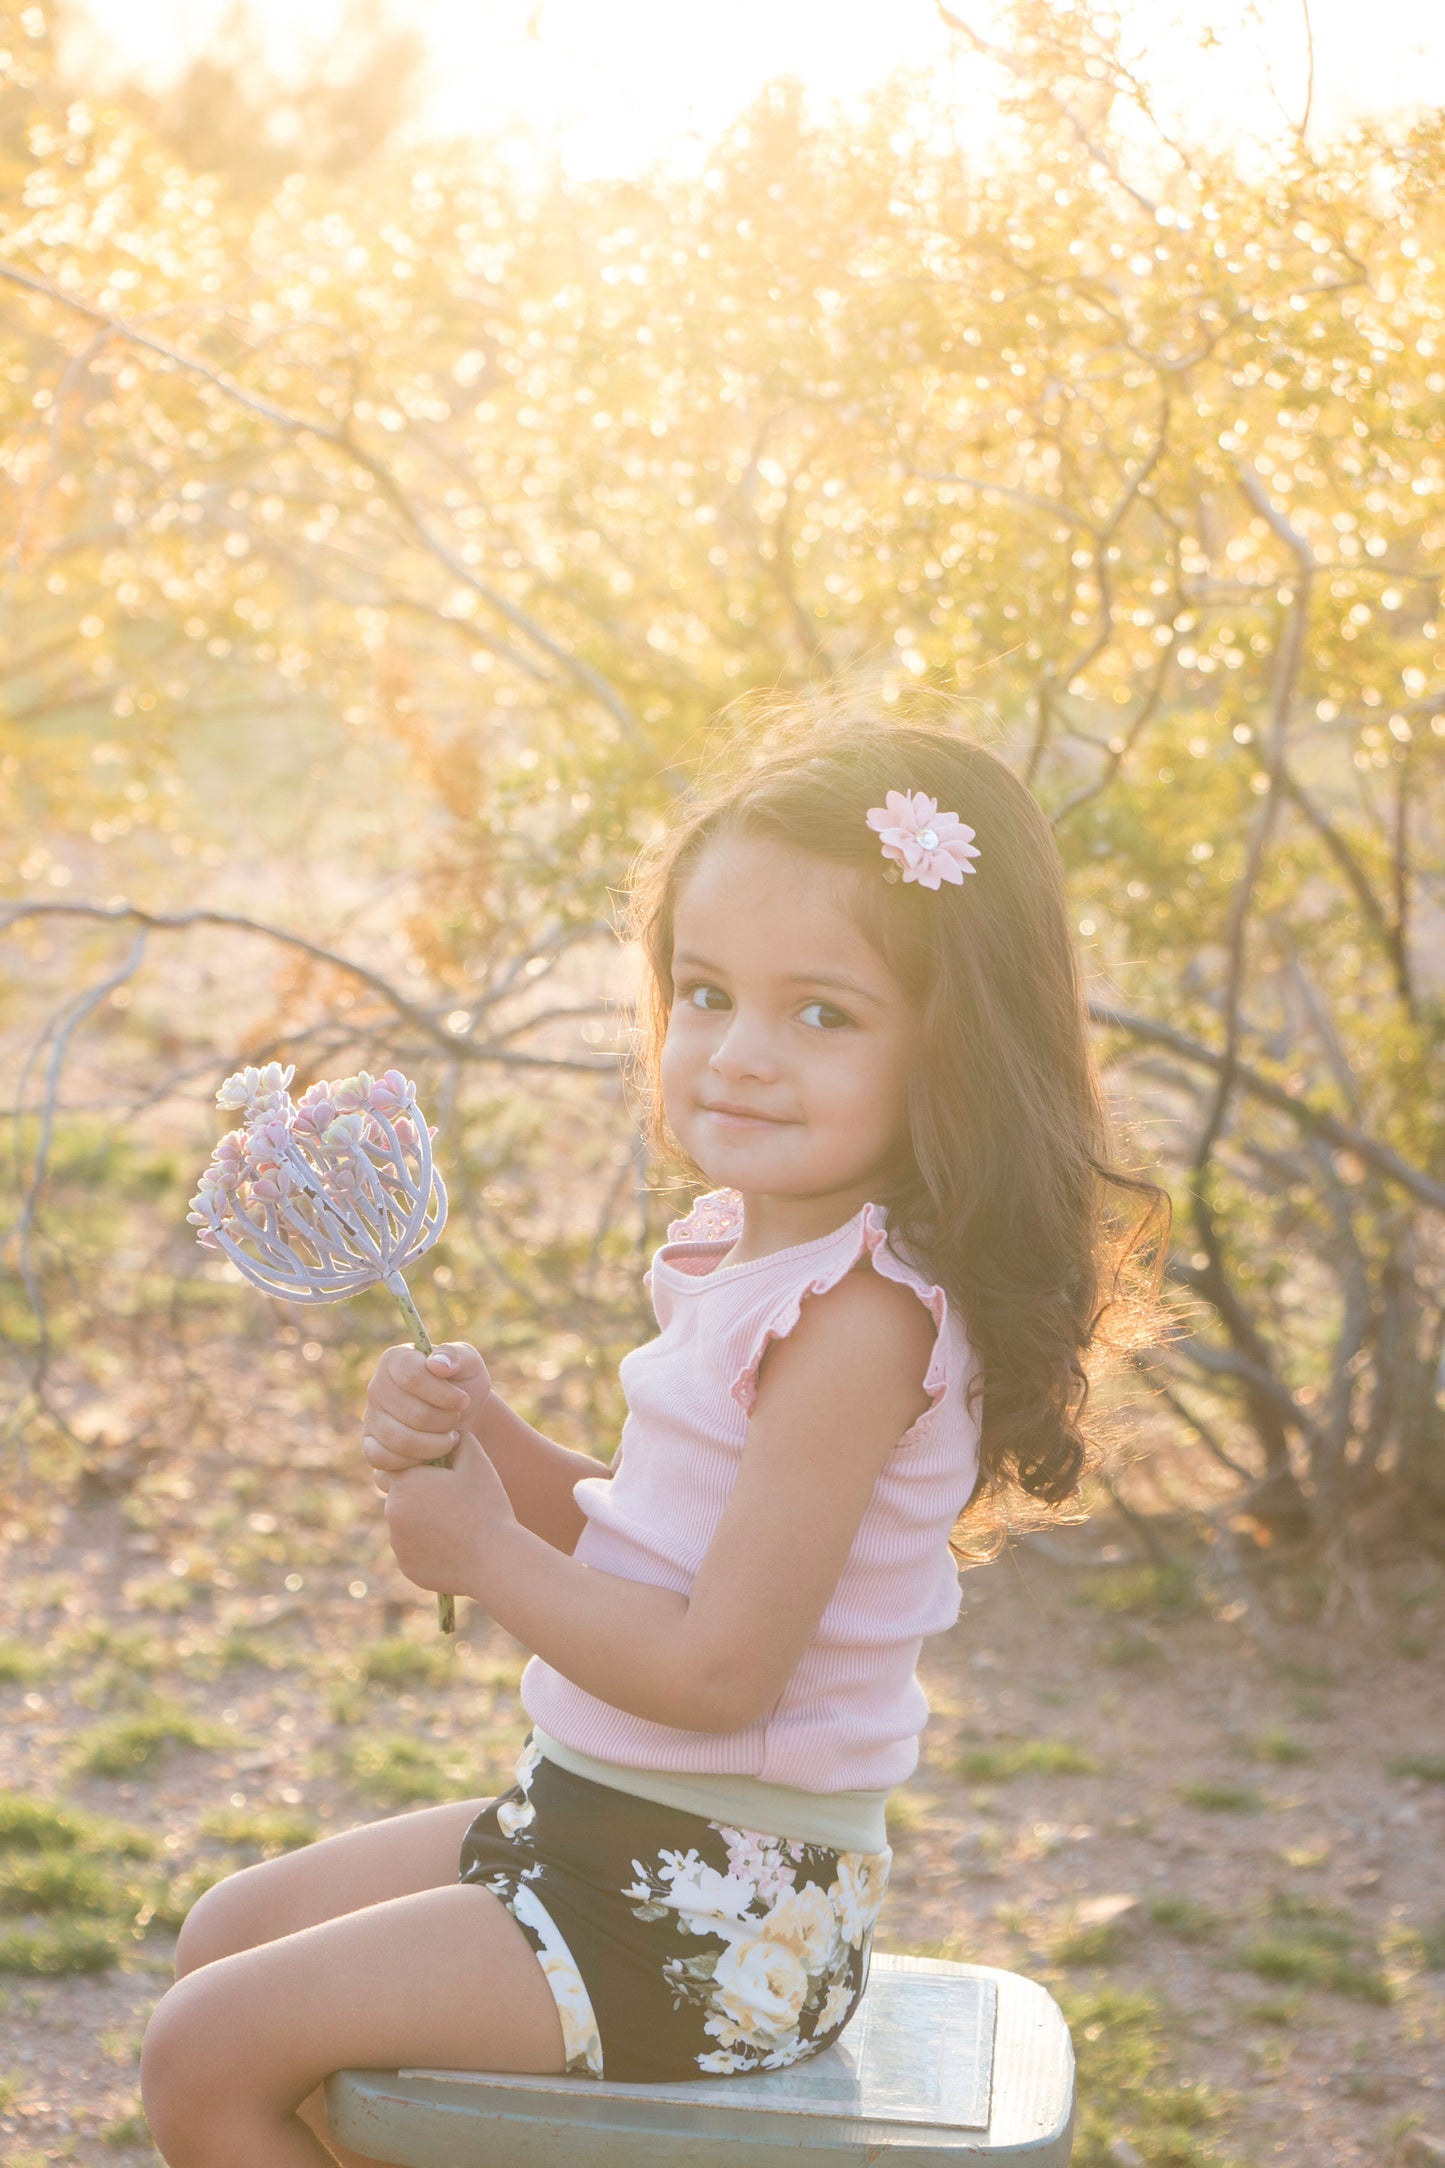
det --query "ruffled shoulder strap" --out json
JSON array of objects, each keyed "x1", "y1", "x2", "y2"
[
  {"x1": 666, "y1": 1187, "x2": 744, "y2": 1245},
  {"x1": 730, "y1": 1203, "x2": 960, "y2": 1439}
]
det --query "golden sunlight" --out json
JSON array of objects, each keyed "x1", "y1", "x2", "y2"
[{"x1": 69, "y1": 0, "x2": 1445, "y2": 173}]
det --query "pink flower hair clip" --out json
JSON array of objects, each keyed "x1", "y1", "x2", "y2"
[{"x1": 865, "y1": 791, "x2": 980, "y2": 888}]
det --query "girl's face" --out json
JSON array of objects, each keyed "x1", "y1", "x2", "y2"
[{"x1": 660, "y1": 832, "x2": 919, "y2": 1215}]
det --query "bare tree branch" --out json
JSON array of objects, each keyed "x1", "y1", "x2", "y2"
[
  {"x1": 1090, "y1": 1002, "x2": 1445, "y2": 1214},
  {"x1": 1280, "y1": 761, "x2": 1411, "y2": 1006},
  {"x1": 935, "y1": 5, "x2": 1161, "y2": 217},
  {"x1": 3, "y1": 930, "x2": 149, "y2": 1439},
  {"x1": 0, "y1": 263, "x2": 651, "y2": 751},
  {"x1": 0, "y1": 900, "x2": 613, "y2": 1069}
]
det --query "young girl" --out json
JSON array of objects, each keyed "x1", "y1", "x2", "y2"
[{"x1": 141, "y1": 718, "x2": 1160, "y2": 2166}]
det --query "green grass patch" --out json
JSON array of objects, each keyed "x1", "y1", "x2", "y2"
[
  {"x1": 1419, "y1": 1918, "x2": 1445, "y2": 1971},
  {"x1": 147, "y1": 1859, "x2": 239, "y2": 1932},
  {"x1": 199, "y1": 1805, "x2": 318, "y2": 1855},
  {"x1": 0, "y1": 2068, "x2": 23, "y2": 2109},
  {"x1": 0, "y1": 1793, "x2": 156, "y2": 1859},
  {"x1": 1236, "y1": 1931, "x2": 1391, "y2": 2003},
  {"x1": 127, "y1": 1574, "x2": 202, "y2": 1615},
  {"x1": 1050, "y1": 1919, "x2": 1128, "y2": 1968},
  {"x1": 101, "y1": 2104, "x2": 151, "y2": 2148},
  {"x1": 1250, "y1": 1729, "x2": 1310, "y2": 1765},
  {"x1": 1098, "y1": 1628, "x2": 1167, "y2": 1667},
  {"x1": 953, "y1": 1738, "x2": 1098, "y2": 1781},
  {"x1": 340, "y1": 1732, "x2": 475, "y2": 1805},
  {"x1": 205, "y1": 1628, "x2": 292, "y2": 1673},
  {"x1": 359, "y1": 1636, "x2": 454, "y2": 1689},
  {"x1": 1074, "y1": 1562, "x2": 1200, "y2": 1620},
  {"x1": 1062, "y1": 1982, "x2": 1231, "y2": 2166},
  {"x1": 75, "y1": 1655, "x2": 172, "y2": 1712},
  {"x1": 1388, "y1": 1755, "x2": 1445, "y2": 1783},
  {"x1": 1179, "y1": 1783, "x2": 1263, "y2": 1813},
  {"x1": 0, "y1": 1850, "x2": 136, "y2": 1917},
  {"x1": 884, "y1": 1791, "x2": 927, "y2": 1837},
  {"x1": 1236, "y1": 1901, "x2": 1389, "y2": 2004},
  {"x1": 54, "y1": 1622, "x2": 165, "y2": 1670},
  {"x1": 1148, "y1": 1895, "x2": 1221, "y2": 1942},
  {"x1": 0, "y1": 1919, "x2": 123, "y2": 1974},
  {"x1": 1268, "y1": 1891, "x2": 1352, "y2": 1927},
  {"x1": 328, "y1": 1678, "x2": 368, "y2": 1726},
  {"x1": 0, "y1": 1639, "x2": 45, "y2": 1684},
  {"x1": 1235, "y1": 1994, "x2": 1302, "y2": 2026},
  {"x1": 70, "y1": 1699, "x2": 228, "y2": 1777}
]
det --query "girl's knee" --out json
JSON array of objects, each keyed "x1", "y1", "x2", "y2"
[{"x1": 140, "y1": 1976, "x2": 221, "y2": 2146}]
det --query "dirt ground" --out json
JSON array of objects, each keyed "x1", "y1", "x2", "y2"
[{"x1": 0, "y1": 1422, "x2": 1442, "y2": 2167}]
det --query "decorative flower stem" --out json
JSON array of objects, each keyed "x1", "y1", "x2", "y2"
[{"x1": 385, "y1": 1269, "x2": 455, "y2": 1634}]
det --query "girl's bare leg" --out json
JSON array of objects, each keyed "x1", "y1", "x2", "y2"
[
  {"x1": 164, "y1": 1795, "x2": 499, "y2": 2167},
  {"x1": 173, "y1": 1796, "x2": 491, "y2": 1975},
  {"x1": 142, "y1": 1880, "x2": 565, "y2": 2168}
]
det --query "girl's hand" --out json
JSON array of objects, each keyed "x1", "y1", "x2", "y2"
[
  {"x1": 383, "y1": 1431, "x2": 515, "y2": 1603},
  {"x1": 363, "y1": 1342, "x2": 491, "y2": 1495}
]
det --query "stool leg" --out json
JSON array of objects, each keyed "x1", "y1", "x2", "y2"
[{"x1": 297, "y1": 2084, "x2": 404, "y2": 2168}]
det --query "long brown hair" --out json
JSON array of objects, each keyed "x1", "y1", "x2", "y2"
[{"x1": 626, "y1": 711, "x2": 1169, "y2": 1553}]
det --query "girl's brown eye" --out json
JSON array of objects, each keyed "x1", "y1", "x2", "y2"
[
  {"x1": 684, "y1": 983, "x2": 730, "y2": 1013},
  {"x1": 799, "y1": 1000, "x2": 851, "y2": 1031}
]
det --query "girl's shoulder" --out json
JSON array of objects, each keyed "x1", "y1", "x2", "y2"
[{"x1": 655, "y1": 1190, "x2": 970, "y2": 1434}]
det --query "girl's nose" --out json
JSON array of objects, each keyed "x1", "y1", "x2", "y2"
[{"x1": 708, "y1": 1012, "x2": 779, "y2": 1083}]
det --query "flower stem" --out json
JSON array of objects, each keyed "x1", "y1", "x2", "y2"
[{"x1": 385, "y1": 1271, "x2": 456, "y2": 1636}]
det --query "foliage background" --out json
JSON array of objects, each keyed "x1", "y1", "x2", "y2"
[
  {"x1": 5, "y1": 0, "x2": 1444, "y2": 1562},
  {"x1": 2, "y1": 6, "x2": 1444, "y2": 2164}
]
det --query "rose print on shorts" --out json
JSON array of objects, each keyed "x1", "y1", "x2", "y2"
[{"x1": 625, "y1": 1823, "x2": 891, "y2": 2075}]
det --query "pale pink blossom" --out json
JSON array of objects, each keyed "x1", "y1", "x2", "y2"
[
  {"x1": 215, "y1": 1062, "x2": 295, "y2": 1114},
  {"x1": 865, "y1": 791, "x2": 979, "y2": 888},
  {"x1": 291, "y1": 1083, "x2": 336, "y2": 1137},
  {"x1": 192, "y1": 1062, "x2": 452, "y2": 1628},
  {"x1": 321, "y1": 1111, "x2": 371, "y2": 1148},
  {"x1": 191, "y1": 1066, "x2": 446, "y2": 1307},
  {"x1": 370, "y1": 1068, "x2": 412, "y2": 1118},
  {"x1": 329, "y1": 1072, "x2": 372, "y2": 1114}
]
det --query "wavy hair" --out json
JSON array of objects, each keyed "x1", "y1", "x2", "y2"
[{"x1": 625, "y1": 710, "x2": 1169, "y2": 1555}]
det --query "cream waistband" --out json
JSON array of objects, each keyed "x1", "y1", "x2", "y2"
[{"x1": 529, "y1": 1728, "x2": 891, "y2": 1854}]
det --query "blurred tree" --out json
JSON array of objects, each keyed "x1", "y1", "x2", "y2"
[
  {"x1": 81, "y1": 0, "x2": 426, "y2": 194},
  {"x1": 2, "y1": 0, "x2": 1443, "y2": 1559}
]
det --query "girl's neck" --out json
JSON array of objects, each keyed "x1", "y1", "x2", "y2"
[{"x1": 723, "y1": 1181, "x2": 879, "y2": 1266}]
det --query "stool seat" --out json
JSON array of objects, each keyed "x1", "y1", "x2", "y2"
[{"x1": 326, "y1": 1952, "x2": 1075, "y2": 2164}]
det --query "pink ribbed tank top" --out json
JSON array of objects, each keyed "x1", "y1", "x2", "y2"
[{"x1": 520, "y1": 1189, "x2": 982, "y2": 1793}]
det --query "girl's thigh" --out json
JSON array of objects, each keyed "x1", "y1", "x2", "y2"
[
  {"x1": 142, "y1": 1883, "x2": 564, "y2": 2145},
  {"x1": 175, "y1": 1794, "x2": 492, "y2": 1974}
]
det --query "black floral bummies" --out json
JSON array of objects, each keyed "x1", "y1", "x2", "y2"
[{"x1": 458, "y1": 1736, "x2": 890, "y2": 2081}]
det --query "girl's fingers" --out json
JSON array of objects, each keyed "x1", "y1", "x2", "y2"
[
  {"x1": 369, "y1": 1386, "x2": 465, "y2": 1433},
  {"x1": 364, "y1": 1423, "x2": 463, "y2": 1471},
  {"x1": 363, "y1": 1434, "x2": 405, "y2": 1473},
  {"x1": 384, "y1": 1347, "x2": 472, "y2": 1413},
  {"x1": 364, "y1": 1405, "x2": 461, "y2": 1457}
]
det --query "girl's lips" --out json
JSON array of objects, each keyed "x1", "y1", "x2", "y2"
[{"x1": 701, "y1": 1103, "x2": 789, "y2": 1127}]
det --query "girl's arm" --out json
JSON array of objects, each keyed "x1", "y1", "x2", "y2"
[
  {"x1": 388, "y1": 1270, "x2": 935, "y2": 1731},
  {"x1": 364, "y1": 1343, "x2": 608, "y2": 1555},
  {"x1": 470, "y1": 1391, "x2": 603, "y2": 1555}
]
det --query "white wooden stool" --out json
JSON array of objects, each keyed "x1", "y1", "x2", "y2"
[{"x1": 325, "y1": 1952, "x2": 1075, "y2": 2165}]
